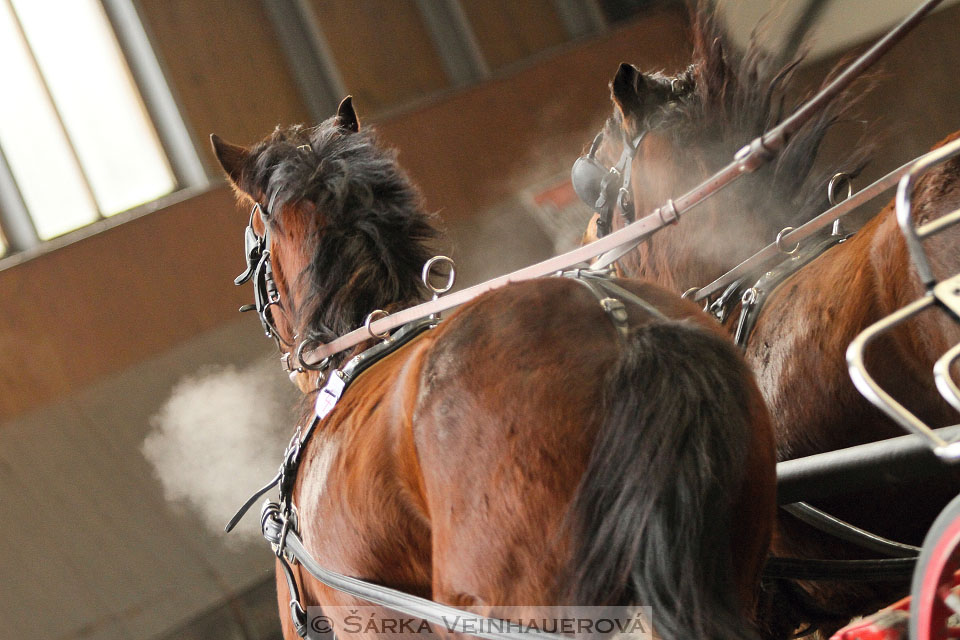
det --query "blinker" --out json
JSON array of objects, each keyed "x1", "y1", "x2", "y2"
[
  {"x1": 235, "y1": 204, "x2": 267, "y2": 285},
  {"x1": 571, "y1": 132, "x2": 608, "y2": 211},
  {"x1": 571, "y1": 130, "x2": 645, "y2": 237},
  {"x1": 235, "y1": 224, "x2": 264, "y2": 285},
  {"x1": 571, "y1": 154, "x2": 611, "y2": 212}
]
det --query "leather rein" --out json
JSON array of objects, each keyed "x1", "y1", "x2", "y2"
[{"x1": 223, "y1": 4, "x2": 945, "y2": 635}]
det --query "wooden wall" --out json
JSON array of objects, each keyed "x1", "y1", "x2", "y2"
[
  {"x1": 137, "y1": 0, "x2": 311, "y2": 167},
  {"x1": 5, "y1": 0, "x2": 960, "y2": 421},
  {"x1": 2, "y1": 4, "x2": 960, "y2": 640},
  {"x1": 0, "y1": 8, "x2": 689, "y2": 421}
]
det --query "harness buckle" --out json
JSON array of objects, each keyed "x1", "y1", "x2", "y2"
[{"x1": 600, "y1": 297, "x2": 628, "y2": 324}]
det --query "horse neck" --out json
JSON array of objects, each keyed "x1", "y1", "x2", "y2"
[
  {"x1": 617, "y1": 201, "x2": 771, "y2": 294},
  {"x1": 867, "y1": 171, "x2": 960, "y2": 360},
  {"x1": 614, "y1": 136, "x2": 777, "y2": 291}
]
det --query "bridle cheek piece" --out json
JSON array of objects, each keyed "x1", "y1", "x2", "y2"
[
  {"x1": 236, "y1": 203, "x2": 295, "y2": 348},
  {"x1": 571, "y1": 129, "x2": 645, "y2": 237}
]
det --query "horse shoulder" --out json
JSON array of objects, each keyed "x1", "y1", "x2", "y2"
[
  {"x1": 745, "y1": 225, "x2": 887, "y2": 454},
  {"x1": 295, "y1": 336, "x2": 436, "y2": 597}
]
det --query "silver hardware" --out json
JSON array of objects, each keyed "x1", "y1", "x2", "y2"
[
  {"x1": 846, "y1": 294, "x2": 960, "y2": 459},
  {"x1": 828, "y1": 172, "x2": 853, "y2": 235},
  {"x1": 847, "y1": 140, "x2": 960, "y2": 462},
  {"x1": 742, "y1": 287, "x2": 759, "y2": 305},
  {"x1": 421, "y1": 255, "x2": 456, "y2": 296},
  {"x1": 775, "y1": 227, "x2": 800, "y2": 254},
  {"x1": 296, "y1": 340, "x2": 328, "y2": 372},
  {"x1": 681, "y1": 287, "x2": 700, "y2": 300},
  {"x1": 897, "y1": 136, "x2": 960, "y2": 288},
  {"x1": 933, "y1": 273, "x2": 960, "y2": 319},
  {"x1": 364, "y1": 309, "x2": 390, "y2": 340},
  {"x1": 933, "y1": 341, "x2": 960, "y2": 414},
  {"x1": 277, "y1": 504, "x2": 299, "y2": 565},
  {"x1": 828, "y1": 172, "x2": 853, "y2": 206},
  {"x1": 695, "y1": 156, "x2": 924, "y2": 302}
]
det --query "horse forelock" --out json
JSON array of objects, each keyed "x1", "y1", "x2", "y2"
[{"x1": 241, "y1": 119, "x2": 439, "y2": 349}]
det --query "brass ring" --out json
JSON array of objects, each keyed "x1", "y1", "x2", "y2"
[{"x1": 364, "y1": 309, "x2": 390, "y2": 340}]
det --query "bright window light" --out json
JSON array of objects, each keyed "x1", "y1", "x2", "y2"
[
  {"x1": 0, "y1": 0, "x2": 99, "y2": 240},
  {"x1": 0, "y1": 0, "x2": 176, "y2": 241}
]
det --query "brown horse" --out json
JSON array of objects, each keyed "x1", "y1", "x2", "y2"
[
  {"x1": 211, "y1": 98, "x2": 776, "y2": 640},
  {"x1": 577, "y1": 9, "x2": 960, "y2": 638}
]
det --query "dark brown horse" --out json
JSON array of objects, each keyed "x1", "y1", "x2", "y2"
[
  {"x1": 577, "y1": 9, "x2": 960, "y2": 638},
  {"x1": 211, "y1": 99, "x2": 776, "y2": 640}
]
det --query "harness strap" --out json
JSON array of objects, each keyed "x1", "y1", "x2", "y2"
[
  {"x1": 260, "y1": 502, "x2": 568, "y2": 640},
  {"x1": 763, "y1": 556, "x2": 915, "y2": 581},
  {"x1": 563, "y1": 270, "x2": 667, "y2": 342},
  {"x1": 226, "y1": 319, "x2": 437, "y2": 533},
  {"x1": 781, "y1": 502, "x2": 919, "y2": 558},
  {"x1": 736, "y1": 234, "x2": 849, "y2": 348},
  {"x1": 566, "y1": 274, "x2": 629, "y2": 340}
]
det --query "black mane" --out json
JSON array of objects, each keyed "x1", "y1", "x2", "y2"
[
  {"x1": 617, "y1": 7, "x2": 870, "y2": 233},
  {"x1": 238, "y1": 118, "x2": 438, "y2": 348}
]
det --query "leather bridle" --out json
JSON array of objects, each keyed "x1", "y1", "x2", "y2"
[
  {"x1": 235, "y1": 201, "x2": 293, "y2": 347},
  {"x1": 571, "y1": 127, "x2": 645, "y2": 237},
  {"x1": 235, "y1": 199, "x2": 330, "y2": 384}
]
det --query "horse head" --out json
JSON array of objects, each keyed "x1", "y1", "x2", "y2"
[
  {"x1": 210, "y1": 97, "x2": 438, "y2": 376},
  {"x1": 577, "y1": 10, "x2": 867, "y2": 295}
]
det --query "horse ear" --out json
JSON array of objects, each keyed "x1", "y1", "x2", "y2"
[
  {"x1": 611, "y1": 63, "x2": 645, "y2": 117},
  {"x1": 336, "y1": 95, "x2": 360, "y2": 133},
  {"x1": 210, "y1": 133, "x2": 250, "y2": 188}
]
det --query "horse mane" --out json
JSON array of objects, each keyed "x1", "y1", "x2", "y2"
[
  {"x1": 625, "y1": 5, "x2": 872, "y2": 233},
  {"x1": 237, "y1": 119, "x2": 439, "y2": 346}
]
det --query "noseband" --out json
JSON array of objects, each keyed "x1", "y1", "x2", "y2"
[{"x1": 571, "y1": 128, "x2": 645, "y2": 237}]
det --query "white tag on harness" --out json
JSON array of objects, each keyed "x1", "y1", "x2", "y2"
[{"x1": 314, "y1": 372, "x2": 346, "y2": 419}]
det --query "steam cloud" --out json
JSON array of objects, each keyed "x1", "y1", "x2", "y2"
[{"x1": 143, "y1": 360, "x2": 300, "y2": 542}]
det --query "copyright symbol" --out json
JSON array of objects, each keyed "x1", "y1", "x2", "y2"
[{"x1": 311, "y1": 616, "x2": 333, "y2": 634}]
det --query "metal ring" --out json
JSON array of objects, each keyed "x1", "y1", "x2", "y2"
[
  {"x1": 295, "y1": 340, "x2": 329, "y2": 372},
  {"x1": 421, "y1": 256, "x2": 456, "y2": 295},
  {"x1": 776, "y1": 226, "x2": 800, "y2": 254},
  {"x1": 828, "y1": 172, "x2": 853, "y2": 206},
  {"x1": 681, "y1": 287, "x2": 700, "y2": 300},
  {"x1": 742, "y1": 287, "x2": 759, "y2": 305},
  {"x1": 364, "y1": 309, "x2": 390, "y2": 340}
]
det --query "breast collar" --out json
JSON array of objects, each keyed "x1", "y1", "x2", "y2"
[{"x1": 709, "y1": 231, "x2": 851, "y2": 349}]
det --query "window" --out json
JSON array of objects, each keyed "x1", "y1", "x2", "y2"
[{"x1": 0, "y1": 0, "x2": 204, "y2": 255}]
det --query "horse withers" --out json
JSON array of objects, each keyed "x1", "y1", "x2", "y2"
[
  {"x1": 211, "y1": 97, "x2": 776, "y2": 640},
  {"x1": 574, "y1": 8, "x2": 960, "y2": 638}
]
